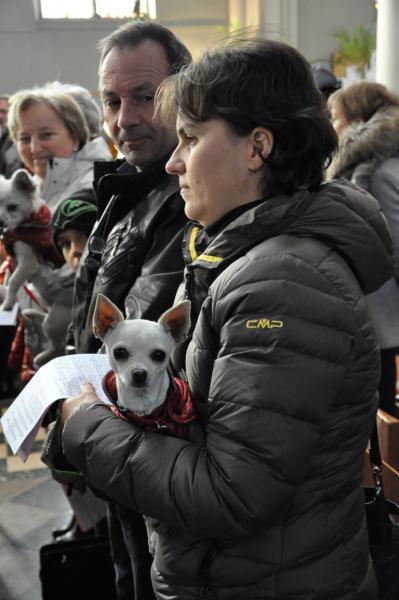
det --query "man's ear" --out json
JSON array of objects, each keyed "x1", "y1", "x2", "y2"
[
  {"x1": 93, "y1": 293, "x2": 124, "y2": 340},
  {"x1": 247, "y1": 127, "x2": 274, "y2": 173},
  {"x1": 158, "y1": 300, "x2": 191, "y2": 343}
]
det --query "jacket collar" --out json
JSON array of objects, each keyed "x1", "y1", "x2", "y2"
[
  {"x1": 94, "y1": 154, "x2": 172, "y2": 216},
  {"x1": 184, "y1": 180, "x2": 393, "y2": 295}
]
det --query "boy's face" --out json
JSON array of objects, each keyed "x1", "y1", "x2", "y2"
[{"x1": 57, "y1": 229, "x2": 87, "y2": 272}]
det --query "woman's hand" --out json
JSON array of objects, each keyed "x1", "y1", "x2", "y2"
[{"x1": 60, "y1": 382, "x2": 99, "y2": 423}]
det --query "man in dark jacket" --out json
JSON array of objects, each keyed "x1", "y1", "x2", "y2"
[
  {"x1": 71, "y1": 22, "x2": 191, "y2": 354},
  {"x1": 68, "y1": 22, "x2": 191, "y2": 600}
]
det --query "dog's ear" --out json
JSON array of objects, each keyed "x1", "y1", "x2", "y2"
[
  {"x1": 11, "y1": 169, "x2": 37, "y2": 194},
  {"x1": 93, "y1": 293, "x2": 124, "y2": 340},
  {"x1": 158, "y1": 300, "x2": 191, "y2": 343}
]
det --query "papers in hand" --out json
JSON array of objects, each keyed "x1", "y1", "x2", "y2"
[
  {"x1": 0, "y1": 303, "x2": 19, "y2": 326},
  {"x1": 0, "y1": 353, "x2": 111, "y2": 462}
]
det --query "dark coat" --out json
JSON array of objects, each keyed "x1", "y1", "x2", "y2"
[
  {"x1": 71, "y1": 158, "x2": 187, "y2": 353},
  {"x1": 63, "y1": 180, "x2": 392, "y2": 599}
]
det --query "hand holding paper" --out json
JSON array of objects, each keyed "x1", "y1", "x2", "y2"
[
  {"x1": 0, "y1": 353, "x2": 111, "y2": 461},
  {"x1": 60, "y1": 381, "x2": 100, "y2": 423}
]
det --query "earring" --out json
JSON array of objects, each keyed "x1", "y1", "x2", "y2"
[{"x1": 248, "y1": 144, "x2": 268, "y2": 173}]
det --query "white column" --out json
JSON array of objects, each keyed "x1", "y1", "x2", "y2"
[
  {"x1": 228, "y1": 0, "x2": 246, "y2": 29},
  {"x1": 262, "y1": 0, "x2": 281, "y2": 36},
  {"x1": 259, "y1": 0, "x2": 299, "y2": 46},
  {"x1": 227, "y1": 0, "x2": 299, "y2": 44},
  {"x1": 376, "y1": 0, "x2": 399, "y2": 93},
  {"x1": 282, "y1": 0, "x2": 298, "y2": 48}
]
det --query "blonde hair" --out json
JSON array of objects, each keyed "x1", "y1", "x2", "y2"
[{"x1": 8, "y1": 88, "x2": 89, "y2": 147}]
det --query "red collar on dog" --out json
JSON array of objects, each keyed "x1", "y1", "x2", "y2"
[{"x1": 103, "y1": 370, "x2": 198, "y2": 438}]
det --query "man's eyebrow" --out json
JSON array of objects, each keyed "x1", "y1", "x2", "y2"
[{"x1": 101, "y1": 90, "x2": 119, "y2": 99}]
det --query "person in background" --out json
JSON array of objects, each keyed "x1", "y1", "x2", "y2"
[
  {"x1": 60, "y1": 39, "x2": 392, "y2": 599},
  {"x1": 5, "y1": 85, "x2": 111, "y2": 541},
  {"x1": 52, "y1": 192, "x2": 98, "y2": 271},
  {"x1": 0, "y1": 94, "x2": 22, "y2": 397},
  {"x1": 0, "y1": 94, "x2": 22, "y2": 177},
  {"x1": 43, "y1": 80, "x2": 117, "y2": 158},
  {"x1": 65, "y1": 21, "x2": 191, "y2": 600},
  {"x1": 328, "y1": 81, "x2": 399, "y2": 417},
  {"x1": 312, "y1": 66, "x2": 341, "y2": 101},
  {"x1": 7, "y1": 87, "x2": 112, "y2": 212},
  {"x1": 44, "y1": 82, "x2": 103, "y2": 141}
]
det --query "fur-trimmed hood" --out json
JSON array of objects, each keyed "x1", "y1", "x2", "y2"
[{"x1": 327, "y1": 107, "x2": 399, "y2": 189}]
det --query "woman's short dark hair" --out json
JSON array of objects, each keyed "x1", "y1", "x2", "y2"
[
  {"x1": 98, "y1": 21, "x2": 191, "y2": 75},
  {"x1": 165, "y1": 39, "x2": 337, "y2": 197}
]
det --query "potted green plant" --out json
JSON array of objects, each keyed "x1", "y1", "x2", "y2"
[{"x1": 332, "y1": 23, "x2": 376, "y2": 78}]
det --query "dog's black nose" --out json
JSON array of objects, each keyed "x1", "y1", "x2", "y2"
[{"x1": 132, "y1": 369, "x2": 147, "y2": 386}]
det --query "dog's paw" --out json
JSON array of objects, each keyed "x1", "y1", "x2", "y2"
[
  {"x1": 1, "y1": 301, "x2": 14, "y2": 311},
  {"x1": 1, "y1": 289, "x2": 17, "y2": 311}
]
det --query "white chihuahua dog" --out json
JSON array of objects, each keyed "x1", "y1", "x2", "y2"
[
  {"x1": 0, "y1": 169, "x2": 61, "y2": 311},
  {"x1": 93, "y1": 293, "x2": 191, "y2": 416}
]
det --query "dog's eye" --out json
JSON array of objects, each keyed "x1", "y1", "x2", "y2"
[
  {"x1": 6, "y1": 204, "x2": 18, "y2": 212},
  {"x1": 151, "y1": 350, "x2": 166, "y2": 363},
  {"x1": 113, "y1": 347, "x2": 129, "y2": 360}
]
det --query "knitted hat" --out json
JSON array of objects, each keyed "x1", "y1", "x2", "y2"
[{"x1": 52, "y1": 189, "x2": 97, "y2": 250}]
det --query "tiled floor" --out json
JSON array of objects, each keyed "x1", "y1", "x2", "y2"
[{"x1": 0, "y1": 396, "x2": 70, "y2": 600}]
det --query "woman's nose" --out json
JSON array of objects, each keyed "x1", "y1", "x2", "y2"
[
  {"x1": 30, "y1": 137, "x2": 42, "y2": 154},
  {"x1": 166, "y1": 150, "x2": 185, "y2": 175}
]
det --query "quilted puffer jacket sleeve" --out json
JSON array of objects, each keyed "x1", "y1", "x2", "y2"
[{"x1": 63, "y1": 249, "x2": 361, "y2": 540}]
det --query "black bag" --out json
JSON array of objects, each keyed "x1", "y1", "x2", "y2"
[
  {"x1": 365, "y1": 424, "x2": 399, "y2": 600},
  {"x1": 40, "y1": 535, "x2": 118, "y2": 600}
]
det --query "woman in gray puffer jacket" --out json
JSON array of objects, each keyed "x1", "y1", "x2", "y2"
[
  {"x1": 61, "y1": 40, "x2": 392, "y2": 599},
  {"x1": 328, "y1": 82, "x2": 399, "y2": 415}
]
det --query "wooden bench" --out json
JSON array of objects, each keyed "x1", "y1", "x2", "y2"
[{"x1": 364, "y1": 409, "x2": 399, "y2": 503}]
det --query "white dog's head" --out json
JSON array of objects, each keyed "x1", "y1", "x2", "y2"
[
  {"x1": 0, "y1": 169, "x2": 41, "y2": 230},
  {"x1": 93, "y1": 294, "x2": 191, "y2": 415}
]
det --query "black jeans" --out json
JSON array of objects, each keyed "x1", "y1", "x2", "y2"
[{"x1": 107, "y1": 502, "x2": 155, "y2": 600}]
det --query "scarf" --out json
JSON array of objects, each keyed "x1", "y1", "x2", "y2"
[{"x1": 103, "y1": 370, "x2": 198, "y2": 438}]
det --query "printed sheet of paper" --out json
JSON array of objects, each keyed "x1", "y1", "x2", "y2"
[
  {"x1": 0, "y1": 303, "x2": 19, "y2": 326},
  {"x1": 0, "y1": 353, "x2": 111, "y2": 461}
]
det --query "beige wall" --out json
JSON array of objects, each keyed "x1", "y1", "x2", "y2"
[
  {"x1": 0, "y1": 0, "x2": 376, "y2": 96},
  {"x1": 297, "y1": 0, "x2": 375, "y2": 64},
  {"x1": 0, "y1": 0, "x2": 227, "y2": 95}
]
